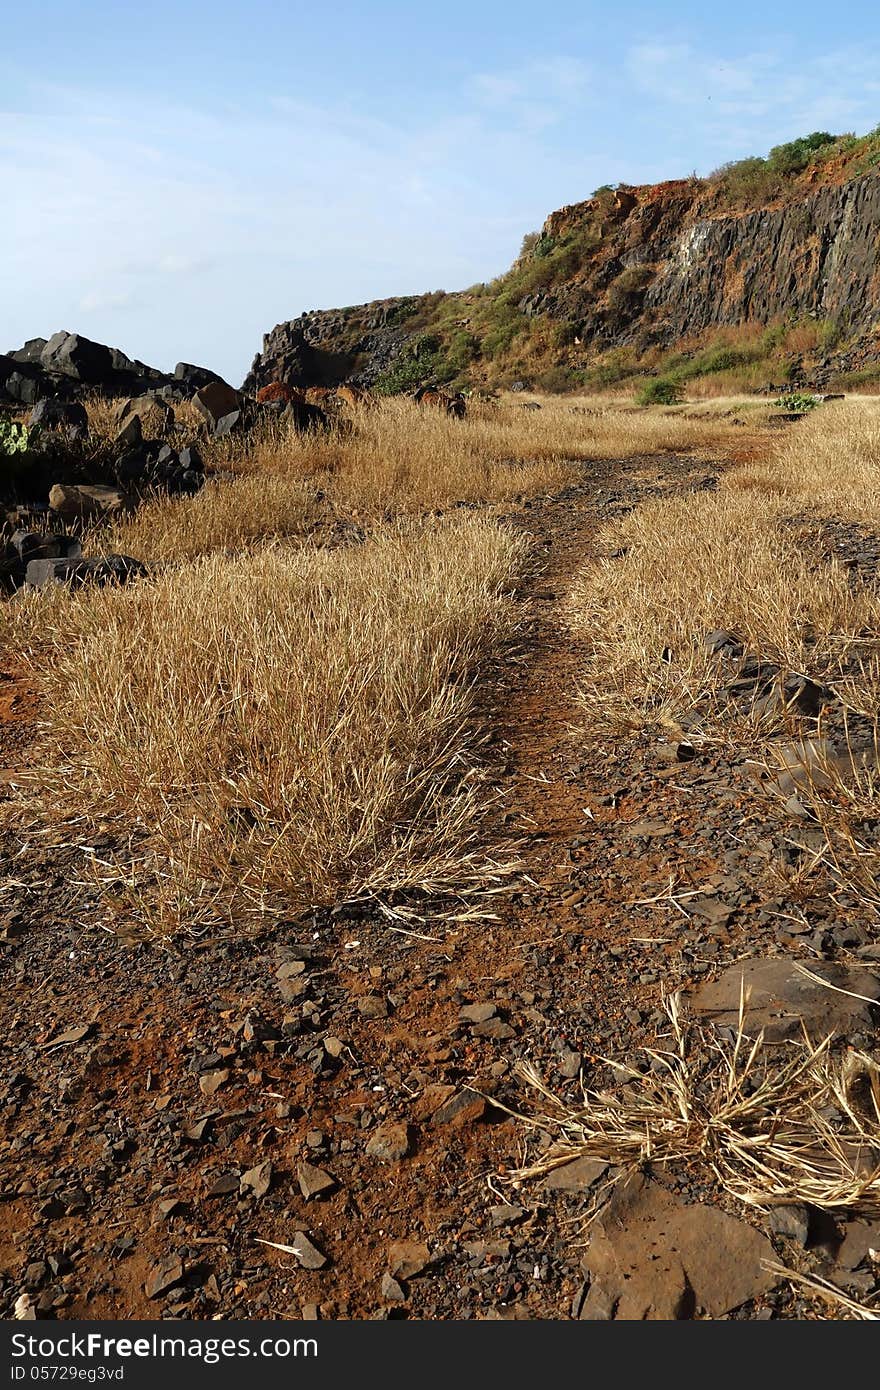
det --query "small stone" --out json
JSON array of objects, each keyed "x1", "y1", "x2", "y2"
[
  {"x1": 297, "y1": 1162, "x2": 336, "y2": 1200},
  {"x1": 358, "y1": 994, "x2": 389, "y2": 1019},
  {"x1": 387, "y1": 1241, "x2": 430, "y2": 1279},
  {"x1": 205, "y1": 1173, "x2": 240, "y2": 1198},
  {"x1": 429, "y1": 1090, "x2": 486, "y2": 1128},
  {"x1": 380, "y1": 1273, "x2": 406, "y2": 1302},
  {"x1": 489, "y1": 1203, "x2": 525, "y2": 1227},
  {"x1": 183, "y1": 1117, "x2": 212, "y2": 1142},
  {"x1": 544, "y1": 1155, "x2": 610, "y2": 1193},
  {"x1": 458, "y1": 1002, "x2": 497, "y2": 1024},
  {"x1": 837, "y1": 1220, "x2": 880, "y2": 1271},
  {"x1": 276, "y1": 960, "x2": 306, "y2": 980},
  {"x1": 366, "y1": 1122, "x2": 411, "y2": 1162},
  {"x1": 471, "y1": 1018, "x2": 516, "y2": 1040},
  {"x1": 559, "y1": 1049, "x2": 582, "y2": 1078},
  {"x1": 240, "y1": 1161, "x2": 273, "y2": 1199},
  {"x1": 145, "y1": 1254, "x2": 184, "y2": 1300},
  {"x1": 411, "y1": 1083, "x2": 456, "y2": 1121},
  {"x1": 291, "y1": 1233, "x2": 328, "y2": 1270},
  {"x1": 199, "y1": 1069, "x2": 230, "y2": 1096},
  {"x1": 768, "y1": 1204, "x2": 811, "y2": 1245}
]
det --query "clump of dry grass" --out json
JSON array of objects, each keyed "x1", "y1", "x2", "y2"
[
  {"x1": 570, "y1": 488, "x2": 878, "y2": 736},
  {"x1": 570, "y1": 393, "x2": 880, "y2": 920},
  {"x1": 209, "y1": 393, "x2": 766, "y2": 508},
  {"x1": 507, "y1": 994, "x2": 880, "y2": 1218},
  {"x1": 727, "y1": 399, "x2": 880, "y2": 523},
  {"x1": 12, "y1": 515, "x2": 524, "y2": 929},
  {"x1": 94, "y1": 473, "x2": 327, "y2": 564},
  {"x1": 760, "y1": 724, "x2": 880, "y2": 914},
  {"x1": 212, "y1": 397, "x2": 578, "y2": 511}
]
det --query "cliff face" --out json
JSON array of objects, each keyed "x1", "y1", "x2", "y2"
[
  {"x1": 245, "y1": 169, "x2": 880, "y2": 391},
  {"x1": 557, "y1": 174, "x2": 880, "y2": 346}
]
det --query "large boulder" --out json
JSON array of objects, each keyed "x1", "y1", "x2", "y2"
[
  {"x1": 10, "y1": 529, "x2": 82, "y2": 562},
  {"x1": 9, "y1": 338, "x2": 48, "y2": 365},
  {"x1": 113, "y1": 394, "x2": 175, "y2": 439},
  {"x1": 282, "y1": 397, "x2": 330, "y2": 432},
  {"x1": 5, "y1": 332, "x2": 224, "y2": 404},
  {"x1": 193, "y1": 381, "x2": 243, "y2": 432},
  {"x1": 174, "y1": 362, "x2": 224, "y2": 391},
  {"x1": 0, "y1": 354, "x2": 46, "y2": 405},
  {"x1": 39, "y1": 331, "x2": 116, "y2": 385},
  {"x1": 2, "y1": 530, "x2": 82, "y2": 584}
]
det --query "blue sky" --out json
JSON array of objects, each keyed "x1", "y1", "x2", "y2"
[{"x1": 4, "y1": 1, "x2": 879, "y2": 383}]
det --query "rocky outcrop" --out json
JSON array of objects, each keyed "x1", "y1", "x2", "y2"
[
  {"x1": 246, "y1": 169, "x2": 880, "y2": 389},
  {"x1": 1, "y1": 330, "x2": 225, "y2": 406},
  {"x1": 242, "y1": 298, "x2": 429, "y2": 393}
]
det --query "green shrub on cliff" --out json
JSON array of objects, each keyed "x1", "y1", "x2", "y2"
[
  {"x1": 767, "y1": 131, "x2": 836, "y2": 175},
  {"x1": 373, "y1": 330, "x2": 476, "y2": 395}
]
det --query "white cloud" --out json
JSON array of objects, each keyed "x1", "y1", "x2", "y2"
[
  {"x1": 78, "y1": 289, "x2": 134, "y2": 313},
  {"x1": 0, "y1": 69, "x2": 613, "y2": 380},
  {"x1": 626, "y1": 40, "x2": 880, "y2": 147},
  {"x1": 470, "y1": 55, "x2": 594, "y2": 128}
]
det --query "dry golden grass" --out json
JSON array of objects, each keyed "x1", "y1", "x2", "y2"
[
  {"x1": 570, "y1": 395, "x2": 880, "y2": 909},
  {"x1": 207, "y1": 392, "x2": 769, "y2": 491},
  {"x1": 728, "y1": 398, "x2": 880, "y2": 523},
  {"x1": 570, "y1": 488, "x2": 879, "y2": 736},
  {"x1": 502, "y1": 994, "x2": 880, "y2": 1317},
  {"x1": 82, "y1": 391, "x2": 122, "y2": 441},
  {"x1": 572, "y1": 399, "x2": 880, "y2": 737},
  {"x1": 96, "y1": 473, "x2": 325, "y2": 564},
  {"x1": 206, "y1": 398, "x2": 576, "y2": 511},
  {"x1": 10, "y1": 515, "x2": 523, "y2": 930},
  {"x1": 1, "y1": 386, "x2": 784, "y2": 929},
  {"x1": 70, "y1": 393, "x2": 772, "y2": 568}
]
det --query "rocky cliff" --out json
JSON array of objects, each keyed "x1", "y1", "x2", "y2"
[{"x1": 246, "y1": 156, "x2": 880, "y2": 394}]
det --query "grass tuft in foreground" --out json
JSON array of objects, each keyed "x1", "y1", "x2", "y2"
[
  {"x1": 506, "y1": 992, "x2": 880, "y2": 1219},
  {"x1": 11, "y1": 515, "x2": 525, "y2": 931}
]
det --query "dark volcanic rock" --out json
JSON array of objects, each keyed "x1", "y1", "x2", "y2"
[
  {"x1": 175, "y1": 362, "x2": 224, "y2": 390},
  {"x1": 4, "y1": 331, "x2": 223, "y2": 405},
  {"x1": 40, "y1": 331, "x2": 117, "y2": 384},
  {"x1": 242, "y1": 299, "x2": 421, "y2": 394},
  {"x1": 581, "y1": 1173, "x2": 777, "y2": 1319},
  {"x1": 25, "y1": 554, "x2": 147, "y2": 589},
  {"x1": 28, "y1": 398, "x2": 89, "y2": 440},
  {"x1": 693, "y1": 959, "x2": 880, "y2": 1041}
]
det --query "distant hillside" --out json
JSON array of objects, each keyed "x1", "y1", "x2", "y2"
[{"x1": 245, "y1": 126, "x2": 880, "y2": 396}]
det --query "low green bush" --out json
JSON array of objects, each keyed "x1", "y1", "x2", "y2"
[
  {"x1": 636, "y1": 377, "x2": 684, "y2": 406},
  {"x1": 775, "y1": 392, "x2": 821, "y2": 412},
  {"x1": 0, "y1": 418, "x2": 29, "y2": 455}
]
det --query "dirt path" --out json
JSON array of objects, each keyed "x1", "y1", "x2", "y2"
[{"x1": 0, "y1": 450, "x2": 864, "y2": 1321}]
